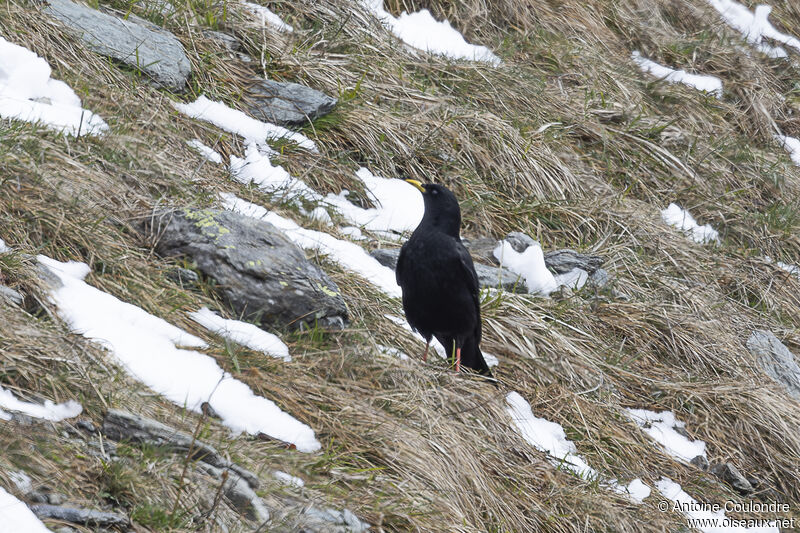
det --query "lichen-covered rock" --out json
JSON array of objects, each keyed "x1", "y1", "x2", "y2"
[
  {"x1": 43, "y1": 0, "x2": 191, "y2": 90},
  {"x1": 145, "y1": 208, "x2": 347, "y2": 330},
  {"x1": 245, "y1": 79, "x2": 337, "y2": 126},
  {"x1": 543, "y1": 248, "x2": 605, "y2": 274},
  {"x1": 746, "y1": 330, "x2": 800, "y2": 399}
]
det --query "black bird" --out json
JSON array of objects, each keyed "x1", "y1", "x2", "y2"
[{"x1": 396, "y1": 180, "x2": 493, "y2": 377}]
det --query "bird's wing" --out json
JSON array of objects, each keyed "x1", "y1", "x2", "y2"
[
  {"x1": 456, "y1": 241, "x2": 482, "y2": 331},
  {"x1": 396, "y1": 243, "x2": 407, "y2": 286}
]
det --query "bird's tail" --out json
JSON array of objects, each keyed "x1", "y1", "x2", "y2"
[{"x1": 462, "y1": 335, "x2": 493, "y2": 379}]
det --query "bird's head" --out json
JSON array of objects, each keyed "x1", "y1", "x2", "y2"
[{"x1": 405, "y1": 179, "x2": 462, "y2": 237}]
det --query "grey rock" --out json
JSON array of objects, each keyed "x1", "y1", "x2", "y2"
[
  {"x1": 102, "y1": 409, "x2": 260, "y2": 489},
  {"x1": 370, "y1": 247, "x2": 528, "y2": 293},
  {"x1": 245, "y1": 79, "x2": 337, "y2": 126},
  {"x1": 710, "y1": 462, "x2": 754, "y2": 495},
  {"x1": 198, "y1": 464, "x2": 270, "y2": 523},
  {"x1": 0, "y1": 285, "x2": 23, "y2": 306},
  {"x1": 55, "y1": 527, "x2": 78, "y2": 533},
  {"x1": 29, "y1": 504, "x2": 130, "y2": 528},
  {"x1": 461, "y1": 236, "x2": 501, "y2": 265},
  {"x1": 76, "y1": 418, "x2": 97, "y2": 434},
  {"x1": 505, "y1": 232, "x2": 537, "y2": 253},
  {"x1": 167, "y1": 266, "x2": 199, "y2": 286},
  {"x1": 145, "y1": 208, "x2": 348, "y2": 330},
  {"x1": 690, "y1": 455, "x2": 709, "y2": 471},
  {"x1": 585, "y1": 268, "x2": 610, "y2": 290},
  {"x1": 87, "y1": 438, "x2": 117, "y2": 458},
  {"x1": 27, "y1": 491, "x2": 49, "y2": 504},
  {"x1": 43, "y1": 0, "x2": 191, "y2": 91},
  {"x1": 746, "y1": 330, "x2": 800, "y2": 399},
  {"x1": 47, "y1": 493, "x2": 67, "y2": 505},
  {"x1": 543, "y1": 249, "x2": 605, "y2": 275},
  {"x1": 203, "y1": 29, "x2": 241, "y2": 52}
]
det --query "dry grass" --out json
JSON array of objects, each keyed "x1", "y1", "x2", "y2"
[{"x1": 3, "y1": 0, "x2": 800, "y2": 530}]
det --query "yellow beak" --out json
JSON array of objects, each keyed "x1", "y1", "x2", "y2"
[{"x1": 405, "y1": 179, "x2": 425, "y2": 193}]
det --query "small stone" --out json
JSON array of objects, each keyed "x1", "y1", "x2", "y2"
[
  {"x1": 48, "y1": 492, "x2": 67, "y2": 505},
  {"x1": 200, "y1": 401, "x2": 220, "y2": 419},
  {"x1": 543, "y1": 248, "x2": 605, "y2": 275},
  {"x1": 203, "y1": 30, "x2": 241, "y2": 52},
  {"x1": 710, "y1": 462, "x2": 754, "y2": 495},
  {"x1": 245, "y1": 79, "x2": 337, "y2": 126},
  {"x1": 586, "y1": 268, "x2": 610, "y2": 290},
  {"x1": 0, "y1": 285, "x2": 23, "y2": 306},
  {"x1": 76, "y1": 419, "x2": 97, "y2": 434},
  {"x1": 167, "y1": 267, "x2": 199, "y2": 286},
  {"x1": 746, "y1": 330, "x2": 800, "y2": 399},
  {"x1": 690, "y1": 455, "x2": 709, "y2": 471},
  {"x1": 27, "y1": 491, "x2": 49, "y2": 504}
]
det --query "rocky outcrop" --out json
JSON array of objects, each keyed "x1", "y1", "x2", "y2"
[
  {"x1": 145, "y1": 208, "x2": 348, "y2": 330},
  {"x1": 370, "y1": 247, "x2": 528, "y2": 293},
  {"x1": 43, "y1": 0, "x2": 191, "y2": 91},
  {"x1": 245, "y1": 80, "x2": 337, "y2": 126},
  {"x1": 29, "y1": 504, "x2": 130, "y2": 528},
  {"x1": 746, "y1": 330, "x2": 800, "y2": 399}
]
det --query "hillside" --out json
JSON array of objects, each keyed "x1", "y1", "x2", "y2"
[{"x1": 2, "y1": 0, "x2": 800, "y2": 531}]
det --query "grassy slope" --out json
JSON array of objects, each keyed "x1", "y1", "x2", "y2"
[{"x1": 2, "y1": 0, "x2": 800, "y2": 531}]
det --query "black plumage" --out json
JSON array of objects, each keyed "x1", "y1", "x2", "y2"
[{"x1": 396, "y1": 180, "x2": 493, "y2": 378}]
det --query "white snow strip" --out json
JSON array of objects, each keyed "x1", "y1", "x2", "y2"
[
  {"x1": 340, "y1": 226, "x2": 365, "y2": 240},
  {"x1": 507, "y1": 392, "x2": 648, "y2": 503},
  {"x1": 553, "y1": 268, "x2": 588, "y2": 291},
  {"x1": 0, "y1": 238, "x2": 7, "y2": 253},
  {"x1": 173, "y1": 96, "x2": 317, "y2": 153},
  {"x1": 706, "y1": 0, "x2": 800, "y2": 57},
  {"x1": 483, "y1": 351, "x2": 499, "y2": 368},
  {"x1": 324, "y1": 168, "x2": 424, "y2": 237},
  {"x1": 0, "y1": 36, "x2": 108, "y2": 137},
  {"x1": 38, "y1": 256, "x2": 320, "y2": 452},
  {"x1": 189, "y1": 307, "x2": 291, "y2": 362},
  {"x1": 8, "y1": 471, "x2": 32, "y2": 493},
  {"x1": 377, "y1": 343, "x2": 410, "y2": 361},
  {"x1": 222, "y1": 193, "x2": 401, "y2": 297},
  {"x1": 230, "y1": 142, "x2": 321, "y2": 202},
  {"x1": 493, "y1": 241, "x2": 558, "y2": 296},
  {"x1": 775, "y1": 134, "x2": 800, "y2": 166},
  {"x1": 362, "y1": 0, "x2": 500, "y2": 65},
  {"x1": 273, "y1": 470, "x2": 305, "y2": 488},
  {"x1": 0, "y1": 385, "x2": 81, "y2": 422},
  {"x1": 632, "y1": 51, "x2": 723, "y2": 98},
  {"x1": 0, "y1": 486, "x2": 52, "y2": 533},
  {"x1": 661, "y1": 203, "x2": 719, "y2": 244},
  {"x1": 626, "y1": 409, "x2": 706, "y2": 463},
  {"x1": 186, "y1": 139, "x2": 223, "y2": 164},
  {"x1": 242, "y1": 1, "x2": 294, "y2": 32},
  {"x1": 657, "y1": 477, "x2": 779, "y2": 532}
]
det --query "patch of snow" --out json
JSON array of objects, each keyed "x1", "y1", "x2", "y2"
[
  {"x1": 553, "y1": 268, "x2": 588, "y2": 291},
  {"x1": 621, "y1": 478, "x2": 651, "y2": 503},
  {"x1": 222, "y1": 193, "x2": 401, "y2": 297},
  {"x1": 706, "y1": 0, "x2": 800, "y2": 57},
  {"x1": 362, "y1": 0, "x2": 500, "y2": 65},
  {"x1": 377, "y1": 344, "x2": 410, "y2": 360},
  {"x1": 273, "y1": 470, "x2": 305, "y2": 488},
  {"x1": 661, "y1": 203, "x2": 719, "y2": 245},
  {"x1": 173, "y1": 96, "x2": 317, "y2": 153},
  {"x1": 340, "y1": 226, "x2": 365, "y2": 240},
  {"x1": 8, "y1": 471, "x2": 32, "y2": 493},
  {"x1": 631, "y1": 51, "x2": 723, "y2": 98},
  {"x1": 189, "y1": 307, "x2": 291, "y2": 362},
  {"x1": 626, "y1": 409, "x2": 706, "y2": 463},
  {"x1": 38, "y1": 255, "x2": 320, "y2": 452},
  {"x1": 483, "y1": 351, "x2": 499, "y2": 368},
  {"x1": 324, "y1": 168, "x2": 424, "y2": 237},
  {"x1": 657, "y1": 477, "x2": 779, "y2": 532},
  {"x1": 0, "y1": 237, "x2": 7, "y2": 253},
  {"x1": 775, "y1": 134, "x2": 800, "y2": 166},
  {"x1": 309, "y1": 206, "x2": 333, "y2": 225},
  {"x1": 230, "y1": 143, "x2": 320, "y2": 202},
  {"x1": 383, "y1": 313, "x2": 447, "y2": 359},
  {"x1": 493, "y1": 240, "x2": 559, "y2": 296},
  {"x1": 0, "y1": 384, "x2": 81, "y2": 422},
  {"x1": 186, "y1": 139, "x2": 223, "y2": 164},
  {"x1": 0, "y1": 36, "x2": 108, "y2": 136},
  {"x1": 242, "y1": 1, "x2": 293, "y2": 32},
  {"x1": 0, "y1": 487, "x2": 52, "y2": 532}
]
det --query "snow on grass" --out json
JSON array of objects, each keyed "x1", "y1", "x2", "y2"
[
  {"x1": 0, "y1": 237, "x2": 7, "y2": 253},
  {"x1": 631, "y1": 51, "x2": 723, "y2": 98},
  {"x1": 493, "y1": 241, "x2": 559, "y2": 296},
  {"x1": 706, "y1": 0, "x2": 800, "y2": 58},
  {"x1": 383, "y1": 313, "x2": 447, "y2": 359},
  {"x1": 222, "y1": 193, "x2": 401, "y2": 297},
  {"x1": 657, "y1": 477, "x2": 779, "y2": 532},
  {"x1": 230, "y1": 143, "x2": 320, "y2": 202},
  {"x1": 483, "y1": 352, "x2": 499, "y2": 368},
  {"x1": 0, "y1": 385, "x2": 82, "y2": 422},
  {"x1": 323, "y1": 168, "x2": 424, "y2": 237},
  {"x1": 506, "y1": 392, "x2": 648, "y2": 503},
  {"x1": 775, "y1": 134, "x2": 800, "y2": 166},
  {"x1": 273, "y1": 470, "x2": 305, "y2": 488},
  {"x1": 362, "y1": 0, "x2": 500, "y2": 65},
  {"x1": 626, "y1": 409, "x2": 706, "y2": 463},
  {"x1": 0, "y1": 36, "x2": 108, "y2": 137},
  {"x1": 377, "y1": 344, "x2": 410, "y2": 361},
  {"x1": 189, "y1": 307, "x2": 290, "y2": 362},
  {"x1": 173, "y1": 96, "x2": 317, "y2": 152},
  {"x1": 186, "y1": 139, "x2": 223, "y2": 164},
  {"x1": 38, "y1": 255, "x2": 320, "y2": 452},
  {"x1": 0, "y1": 486, "x2": 52, "y2": 533},
  {"x1": 661, "y1": 203, "x2": 720, "y2": 245},
  {"x1": 341, "y1": 226, "x2": 365, "y2": 240},
  {"x1": 241, "y1": 1, "x2": 293, "y2": 32},
  {"x1": 8, "y1": 471, "x2": 32, "y2": 493}
]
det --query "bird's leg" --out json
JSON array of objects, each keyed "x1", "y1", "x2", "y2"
[
  {"x1": 455, "y1": 347, "x2": 461, "y2": 373},
  {"x1": 422, "y1": 340, "x2": 429, "y2": 363}
]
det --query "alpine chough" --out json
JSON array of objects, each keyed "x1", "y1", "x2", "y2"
[{"x1": 396, "y1": 180, "x2": 492, "y2": 377}]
